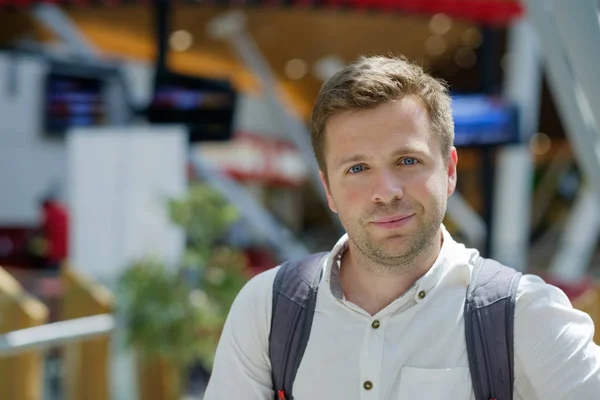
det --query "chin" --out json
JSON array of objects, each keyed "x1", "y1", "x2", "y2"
[{"x1": 367, "y1": 235, "x2": 409, "y2": 253}]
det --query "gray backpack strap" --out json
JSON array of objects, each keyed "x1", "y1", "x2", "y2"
[
  {"x1": 464, "y1": 257, "x2": 522, "y2": 400},
  {"x1": 269, "y1": 252, "x2": 327, "y2": 400}
]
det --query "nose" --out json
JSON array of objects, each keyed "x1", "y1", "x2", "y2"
[{"x1": 370, "y1": 169, "x2": 404, "y2": 204}]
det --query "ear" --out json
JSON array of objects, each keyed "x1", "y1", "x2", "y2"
[
  {"x1": 319, "y1": 170, "x2": 338, "y2": 213},
  {"x1": 446, "y1": 147, "x2": 458, "y2": 196}
]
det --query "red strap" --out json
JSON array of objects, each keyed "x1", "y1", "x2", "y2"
[{"x1": 278, "y1": 390, "x2": 286, "y2": 400}]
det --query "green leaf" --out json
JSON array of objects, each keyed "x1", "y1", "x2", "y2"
[{"x1": 117, "y1": 182, "x2": 251, "y2": 370}]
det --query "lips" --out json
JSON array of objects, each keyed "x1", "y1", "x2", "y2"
[
  {"x1": 372, "y1": 214, "x2": 413, "y2": 224},
  {"x1": 370, "y1": 214, "x2": 415, "y2": 230}
]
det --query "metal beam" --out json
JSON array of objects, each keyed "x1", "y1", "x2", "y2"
[
  {"x1": 0, "y1": 314, "x2": 114, "y2": 358},
  {"x1": 190, "y1": 147, "x2": 310, "y2": 262},
  {"x1": 206, "y1": 11, "x2": 343, "y2": 233},
  {"x1": 523, "y1": 0, "x2": 600, "y2": 279},
  {"x1": 446, "y1": 194, "x2": 487, "y2": 251},
  {"x1": 523, "y1": 0, "x2": 600, "y2": 199},
  {"x1": 552, "y1": 0, "x2": 600, "y2": 136},
  {"x1": 30, "y1": 4, "x2": 98, "y2": 59}
]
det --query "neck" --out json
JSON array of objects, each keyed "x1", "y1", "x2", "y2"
[{"x1": 339, "y1": 230, "x2": 443, "y2": 316}]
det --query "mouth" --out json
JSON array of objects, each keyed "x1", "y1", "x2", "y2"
[
  {"x1": 372, "y1": 214, "x2": 414, "y2": 224},
  {"x1": 370, "y1": 214, "x2": 415, "y2": 229}
]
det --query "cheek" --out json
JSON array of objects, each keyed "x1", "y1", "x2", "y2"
[
  {"x1": 331, "y1": 184, "x2": 366, "y2": 213},
  {"x1": 429, "y1": 174, "x2": 450, "y2": 201},
  {"x1": 409, "y1": 172, "x2": 447, "y2": 202}
]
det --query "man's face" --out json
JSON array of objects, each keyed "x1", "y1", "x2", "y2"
[{"x1": 320, "y1": 97, "x2": 458, "y2": 269}]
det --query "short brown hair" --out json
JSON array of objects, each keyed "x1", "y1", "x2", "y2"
[{"x1": 309, "y1": 55, "x2": 454, "y2": 174}]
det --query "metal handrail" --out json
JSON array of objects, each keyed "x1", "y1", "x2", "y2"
[{"x1": 0, "y1": 314, "x2": 115, "y2": 358}]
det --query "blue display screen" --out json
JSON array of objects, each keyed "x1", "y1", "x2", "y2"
[
  {"x1": 44, "y1": 74, "x2": 107, "y2": 135},
  {"x1": 452, "y1": 95, "x2": 519, "y2": 147}
]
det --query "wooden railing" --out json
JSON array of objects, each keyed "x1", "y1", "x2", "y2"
[
  {"x1": 0, "y1": 267, "x2": 48, "y2": 400},
  {"x1": 0, "y1": 264, "x2": 114, "y2": 400},
  {"x1": 61, "y1": 265, "x2": 114, "y2": 400},
  {"x1": 0, "y1": 264, "x2": 182, "y2": 400}
]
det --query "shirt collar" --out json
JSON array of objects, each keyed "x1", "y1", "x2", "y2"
[{"x1": 322, "y1": 224, "x2": 456, "y2": 301}]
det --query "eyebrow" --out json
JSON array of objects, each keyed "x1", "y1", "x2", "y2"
[
  {"x1": 334, "y1": 154, "x2": 367, "y2": 170},
  {"x1": 334, "y1": 146, "x2": 429, "y2": 170}
]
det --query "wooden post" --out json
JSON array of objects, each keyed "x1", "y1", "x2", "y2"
[
  {"x1": 137, "y1": 356, "x2": 182, "y2": 400},
  {"x1": 0, "y1": 267, "x2": 48, "y2": 400},
  {"x1": 572, "y1": 284, "x2": 600, "y2": 344},
  {"x1": 61, "y1": 266, "x2": 114, "y2": 400}
]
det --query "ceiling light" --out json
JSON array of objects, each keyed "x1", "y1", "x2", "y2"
[
  {"x1": 170, "y1": 30, "x2": 193, "y2": 52},
  {"x1": 285, "y1": 59, "x2": 308, "y2": 80},
  {"x1": 429, "y1": 13, "x2": 453, "y2": 36},
  {"x1": 529, "y1": 133, "x2": 552, "y2": 155},
  {"x1": 461, "y1": 28, "x2": 483, "y2": 49},
  {"x1": 313, "y1": 55, "x2": 345, "y2": 81}
]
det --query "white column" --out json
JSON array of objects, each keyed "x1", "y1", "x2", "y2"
[
  {"x1": 549, "y1": 187, "x2": 600, "y2": 282},
  {"x1": 491, "y1": 19, "x2": 542, "y2": 270}
]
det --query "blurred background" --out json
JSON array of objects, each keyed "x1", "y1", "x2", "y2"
[{"x1": 0, "y1": 0, "x2": 599, "y2": 399}]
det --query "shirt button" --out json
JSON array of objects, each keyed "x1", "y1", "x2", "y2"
[
  {"x1": 363, "y1": 381, "x2": 373, "y2": 390},
  {"x1": 418, "y1": 290, "x2": 426, "y2": 299},
  {"x1": 371, "y1": 320, "x2": 380, "y2": 329}
]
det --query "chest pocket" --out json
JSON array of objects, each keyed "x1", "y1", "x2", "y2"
[{"x1": 398, "y1": 367, "x2": 474, "y2": 399}]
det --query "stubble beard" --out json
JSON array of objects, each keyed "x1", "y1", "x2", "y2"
[{"x1": 342, "y1": 200, "x2": 447, "y2": 276}]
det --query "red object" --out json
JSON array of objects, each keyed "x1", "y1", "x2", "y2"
[
  {"x1": 42, "y1": 201, "x2": 69, "y2": 263},
  {"x1": 244, "y1": 247, "x2": 278, "y2": 276},
  {"x1": 532, "y1": 270, "x2": 595, "y2": 302},
  {"x1": 345, "y1": 0, "x2": 524, "y2": 25},
  {"x1": 0, "y1": 0, "x2": 524, "y2": 25},
  {"x1": 278, "y1": 390, "x2": 286, "y2": 400},
  {"x1": 197, "y1": 131, "x2": 309, "y2": 188}
]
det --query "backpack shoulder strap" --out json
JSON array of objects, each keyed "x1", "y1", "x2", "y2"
[
  {"x1": 464, "y1": 257, "x2": 522, "y2": 400},
  {"x1": 269, "y1": 251, "x2": 328, "y2": 400}
]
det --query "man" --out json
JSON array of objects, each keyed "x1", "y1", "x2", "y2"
[{"x1": 204, "y1": 55, "x2": 600, "y2": 399}]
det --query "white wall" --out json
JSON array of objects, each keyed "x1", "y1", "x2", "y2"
[
  {"x1": 0, "y1": 52, "x2": 62, "y2": 225},
  {"x1": 0, "y1": 51, "x2": 291, "y2": 227},
  {"x1": 68, "y1": 126, "x2": 187, "y2": 284}
]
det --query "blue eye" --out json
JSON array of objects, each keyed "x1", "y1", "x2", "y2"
[
  {"x1": 348, "y1": 165, "x2": 365, "y2": 174},
  {"x1": 400, "y1": 157, "x2": 419, "y2": 166}
]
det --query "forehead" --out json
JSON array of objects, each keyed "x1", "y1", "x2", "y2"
[{"x1": 323, "y1": 97, "x2": 436, "y2": 162}]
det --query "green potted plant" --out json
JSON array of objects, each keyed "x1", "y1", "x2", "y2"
[{"x1": 118, "y1": 183, "x2": 250, "y2": 399}]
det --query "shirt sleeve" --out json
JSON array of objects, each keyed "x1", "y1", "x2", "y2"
[
  {"x1": 203, "y1": 266, "x2": 279, "y2": 400},
  {"x1": 514, "y1": 274, "x2": 600, "y2": 399}
]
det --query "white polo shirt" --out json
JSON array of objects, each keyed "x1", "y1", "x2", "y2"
[{"x1": 204, "y1": 226, "x2": 600, "y2": 399}]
